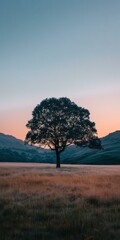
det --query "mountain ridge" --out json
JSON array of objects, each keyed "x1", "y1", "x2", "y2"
[{"x1": 0, "y1": 131, "x2": 120, "y2": 164}]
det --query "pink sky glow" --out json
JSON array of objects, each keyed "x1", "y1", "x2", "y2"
[{"x1": 0, "y1": 93, "x2": 120, "y2": 140}]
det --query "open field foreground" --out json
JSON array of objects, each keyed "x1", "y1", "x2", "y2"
[{"x1": 0, "y1": 163, "x2": 120, "y2": 240}]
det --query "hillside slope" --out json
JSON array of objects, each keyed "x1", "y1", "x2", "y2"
[
  {"x1": 62, "y1": 131, "x2": 120, "y2": 164},
  {"x1": 0, "y1": 133, "x2": 53, "y2": 163},
  {"x1": 0, "y1": 131, "x2": 120, "y2": 164}
]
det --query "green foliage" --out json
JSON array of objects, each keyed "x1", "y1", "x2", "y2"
[{"x1": 25, "y1": 97, "x2": 101, "y2": 166}]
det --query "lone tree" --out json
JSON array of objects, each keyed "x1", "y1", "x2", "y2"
[{"x1": 25, "y1": 97, "x2": 101, "y2": 168}]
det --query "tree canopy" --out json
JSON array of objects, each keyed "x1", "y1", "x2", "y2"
[{"x1": 25, "y1": 97, "x2": 101, "y2": 167}]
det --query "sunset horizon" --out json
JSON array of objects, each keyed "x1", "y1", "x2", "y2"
[
  {"x1": 0, "y1": 94, "x2": 120, "y2": 141},
  {"x1": 0, "y1": 1, "x2": 120, "y2": 141}
]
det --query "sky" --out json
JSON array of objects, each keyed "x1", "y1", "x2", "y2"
[{"x1": 0, "y1": 0, "x2": 120, "y2": 140}]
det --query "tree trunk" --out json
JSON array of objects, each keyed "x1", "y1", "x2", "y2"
[{"x1": 55, "y1": 148, "x2": 61, "y2": 168}]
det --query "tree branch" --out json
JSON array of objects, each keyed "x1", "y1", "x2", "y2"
[{"x1": 47, "y1": 143, "x2": 55, "y2": 150}]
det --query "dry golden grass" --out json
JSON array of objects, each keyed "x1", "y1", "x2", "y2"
[{"x1": 0, "y1": 163, "x2": 120, "y2": 240}]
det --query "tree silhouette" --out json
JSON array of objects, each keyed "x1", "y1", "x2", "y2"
[{"x1": 25, "y1": 97, "x2": 101, "y2": 168}]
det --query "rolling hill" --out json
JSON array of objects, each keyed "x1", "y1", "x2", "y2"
[
  {"x1": 0, "y1": 133, "x2": 53, "y2": 163},
  {"x1": 0, "y1": 131, "x2": 120, "y2": 164},
  {"x1": 62, "y1": 131, "x2": 120, "y2": 164}
]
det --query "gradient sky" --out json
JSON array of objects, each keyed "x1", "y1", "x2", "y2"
[{"x1": 0, "y1": 0, "x2": 120, "y2": 140}]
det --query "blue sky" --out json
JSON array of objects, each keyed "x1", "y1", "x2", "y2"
[{"x1": 0, "y1": 0, "x2": 120, "y2": 138}]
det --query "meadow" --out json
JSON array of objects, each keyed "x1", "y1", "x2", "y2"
[{"x1": 0, "y1": 163, "x2": 120, "y2": 240}]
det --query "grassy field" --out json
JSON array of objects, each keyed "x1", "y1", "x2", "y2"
[{"x1": 0, "y1": 163, "x2": 120, "y2": 240}]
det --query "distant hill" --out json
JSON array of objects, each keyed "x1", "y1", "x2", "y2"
[
  {"x1": 0, "y1": 133, "x2": 53, "y2": 163},
  {"x1": 61, "y1": 131, "x2": 120, "y2": 164},
  {"x1": 0, "y1": 133, "x2": 31, "y2": 150},
  {"x1": 0, "y1": 131, "x2": 120, "y2": 164}
]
